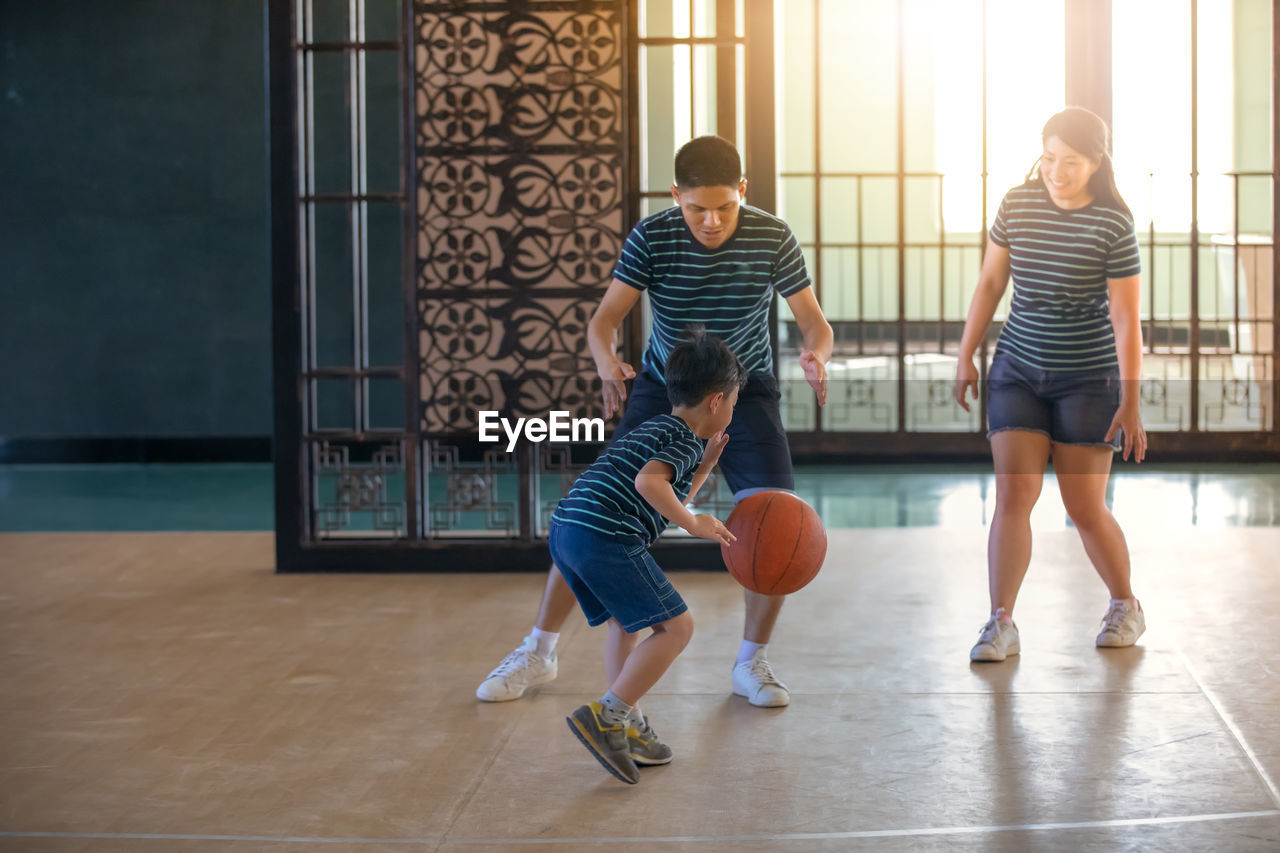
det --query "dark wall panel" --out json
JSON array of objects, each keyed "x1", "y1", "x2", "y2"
[{"x1": 0, "y1": 0, "x2": 270, "y2": 436}]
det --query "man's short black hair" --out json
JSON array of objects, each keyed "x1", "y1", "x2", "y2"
[
  {"x1": 664, "y1": 324, "x2": 747, "y2": 408},
  {"x1": 674, "y1": 136, "x2": 743, "y2": 189}
]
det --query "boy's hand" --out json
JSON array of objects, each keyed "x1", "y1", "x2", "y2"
[
  {"x1": 685, "y1": 513, "x2": 736, "y2": 546},
  {"x1": 700, "y1": 430, "x2": 729, "y2": 470}
]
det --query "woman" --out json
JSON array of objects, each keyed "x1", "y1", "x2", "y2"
[{"x1": 955, "y1": 107, "x2": 1148, "y2": 662}]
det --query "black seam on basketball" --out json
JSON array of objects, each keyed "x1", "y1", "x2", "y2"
[
  {"x1": 777, "y1": 503, "x2": 807, "y2": 593},
  {"x1": 753, "y1": 493, "x2": 773, "y2": 593}
]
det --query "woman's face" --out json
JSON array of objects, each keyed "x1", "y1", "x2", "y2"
[{"x1": 1040, "y1": 135, "x2": 1101, "y2": 206}]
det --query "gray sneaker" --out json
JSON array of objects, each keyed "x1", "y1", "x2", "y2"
[
  {"x1": 566, "y1": 703, "x2": 640, "y2": 784},
  {"x1": 1096, "y1": 599, "x2": 1146, "y2": 648},
  {"x1": 627, "y1": 718, "x2": 673, "y2": 766},
  {"x1": 970, "y1": 610, "x2": 1021, "y2": 662}
]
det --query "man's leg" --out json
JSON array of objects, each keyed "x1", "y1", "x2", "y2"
[
  {"x1": 476, "y1": 564, "x2": 576, "y2": 702},
  {"x1": 719, "y1": 374, "x2": 796, "y2": 707}
]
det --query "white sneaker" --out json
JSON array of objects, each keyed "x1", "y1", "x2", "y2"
[
  {"x1": 970, "y1": 610, "x2": 1020, "y2": 662},
  {"x1": 1096, "y1": 599, "x2": 1145, "y2": 648},
  {"x1": 732, "y1": 648, "x2": 790, "y2": 707},
  {"x1": 475, "y1": 637, "x2": 557, "y2": 702}
]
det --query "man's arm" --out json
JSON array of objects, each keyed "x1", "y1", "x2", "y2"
[
  {"x1": 587, "y1": 279, "x2": 644, "y2": 419},
  {"x1": 785, "y1": 287, "x2": 834, "y2": 406}
]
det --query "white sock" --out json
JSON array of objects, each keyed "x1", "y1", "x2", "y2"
[
  {"x1": 737, "y1": 640, "x2": 766, "y2": 665},
  {"x1": 600, "y1": 690, "x2": 633, "y2": 726},
  {"x1": 1110, "y1": 597, "x2": 1138, "y2": 611},
  {"x1": 627, "y1": 705, "x2": 645, "y2": 728},
  {"x1": 530, "y1": 627, "x2": 559, "y2": 657}
]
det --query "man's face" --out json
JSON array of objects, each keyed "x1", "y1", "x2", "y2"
[{"x1": 671, "y1": 180, "x2": 747, "y2": 249}]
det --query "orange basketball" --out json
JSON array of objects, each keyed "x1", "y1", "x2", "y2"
[{"x1": 720, "y1": 491, "x2": 827, "y2": 595}]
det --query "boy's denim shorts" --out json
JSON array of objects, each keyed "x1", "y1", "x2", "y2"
[
  {"x1": 986, "y1": 351, "x2": 1122, "y2": 449},
  {"x1": 549, "y1": 521, "x2": 688, "y2": 633}
]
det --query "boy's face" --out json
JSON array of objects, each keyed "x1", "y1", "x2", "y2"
[
  {"x1": 709, "y1": 385, "x2": 740, "y2": 434},
  {"x1": 671, "y1": 180, "x2": 748, "y2": 249}
]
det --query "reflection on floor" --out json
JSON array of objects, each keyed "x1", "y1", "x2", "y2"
[{"x1": 1, "y1": 462, "x2": 1277, "y2": 532}]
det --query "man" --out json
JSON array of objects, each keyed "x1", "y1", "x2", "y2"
[{"x1": 477, "y1": 135, "x2": 832, "y2": 709}]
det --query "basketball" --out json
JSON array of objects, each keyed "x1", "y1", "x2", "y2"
[{"x1": 720, "y1": 491, "x2": 827, "y2": 595}]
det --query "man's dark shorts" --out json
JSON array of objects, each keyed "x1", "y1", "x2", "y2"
[{"x1": 612, "y1": 370, "x2": 795, "y2": 495}]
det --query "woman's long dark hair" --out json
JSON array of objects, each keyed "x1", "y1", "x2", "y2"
[{"x1": 1025, "y1": 107, "x2": 1133, "y2": 222}]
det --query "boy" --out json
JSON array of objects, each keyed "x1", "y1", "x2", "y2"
[{"x1": 555, "y1": 327, "x2": 744, "y2": 784}]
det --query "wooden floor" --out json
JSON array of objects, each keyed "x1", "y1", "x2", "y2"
[{"x1": 1, "y1": 529, "x2": 1278, "y2": 852}]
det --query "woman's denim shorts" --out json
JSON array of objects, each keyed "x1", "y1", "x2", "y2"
[
  {"x1": 986, "y1": 351, "x2": 1122, "y2": 449},
  {"x1": 549, "y1": 521, "x2": 688, "y2": 633}
]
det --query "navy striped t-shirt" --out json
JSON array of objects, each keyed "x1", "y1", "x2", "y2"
[
  {"x1": 990, "y1": 184, "x2": 1142, "y2": 371},
  {"x1": 612, "y1": 205, "x2": 812, "y2": 380},
  {"x1": 551, "y1": 414, "x2": 704, "y2": 545}
]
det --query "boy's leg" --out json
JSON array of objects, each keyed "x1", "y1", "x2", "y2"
[
  {"x1": 607, "y1": 612, "x2": 694, "y2": 706},
  {"x1": 566, "y1": 536, "x2": 689, "y2": 782},
  {"x1": 481, "y1": 371, "x2": 674, "y2": 703},
  {"x1": 604, "y1": 618, "x2": 641, "y2": 684}
]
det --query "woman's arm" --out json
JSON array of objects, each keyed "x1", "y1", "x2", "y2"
[
  {"x1": 954, "y1": 242, "x2": 1012, "y2": 410},
  {"x1": 1106, "y1": 274, "x2": 1147, "y2": 462}
]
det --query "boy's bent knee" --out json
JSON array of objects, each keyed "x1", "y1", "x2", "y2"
[{"x1": 656, "y1": 611, "x2": 694, "y2": 647}]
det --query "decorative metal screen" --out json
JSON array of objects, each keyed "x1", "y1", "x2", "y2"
[{"x1": 413, "y1": 0, "x2": 626, "y2": 539}]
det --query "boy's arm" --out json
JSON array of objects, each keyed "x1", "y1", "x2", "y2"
[
  {"x1": 635, "y1": 461, "x2": 696, "y2": 530},
  {"x1": 635, "y1": 460, "x2": 734, "y2": 546}
]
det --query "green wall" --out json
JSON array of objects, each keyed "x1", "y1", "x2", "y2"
[{"x1": 0, "y1": 1, "x2": 270, "y2": 437}]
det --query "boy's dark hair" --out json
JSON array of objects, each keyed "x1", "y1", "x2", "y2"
[
  {"x1": 664, "y1": 324, "x2": 747, "y2": 408},
  {"x1": 674, "y1": 136, "x2": 743, "y2": 189}
]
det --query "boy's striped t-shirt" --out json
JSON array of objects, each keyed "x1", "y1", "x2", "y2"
[
  {"x1": 989, "y1": 183, "x2": 1142, "y2": 371},
  {"x1": 551, "y1": 414, "x2": 704, "y2": 545},
  {"x1": 612, "y1": 204, "x2": 812, "y2": 380}
]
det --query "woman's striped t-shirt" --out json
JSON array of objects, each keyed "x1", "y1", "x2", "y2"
[
  {"x1": 990, "y1": 183, "x2": 1142, "y2": 371},
  {"x1": 612, "y1": 205, "x2": 812, "y2": 380},
  {"x1": 551, "y1": 414, "x2": 704, "y2": 545}
]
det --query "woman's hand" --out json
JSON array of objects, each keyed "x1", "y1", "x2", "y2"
[
  {"x1": 954, "y1": 355, "x2": 980, "y2": 411},
  {"x1": 1105, "y1": 400, "x2": 1147, "y2": 463}
]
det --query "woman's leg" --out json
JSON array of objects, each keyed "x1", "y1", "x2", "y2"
[
  {"x1": 988, "y1": 430, "x2": 1052, "y2": 615},
  {"x1": 1051, "y1": 444, "x2": 1133, "y2": 600}
]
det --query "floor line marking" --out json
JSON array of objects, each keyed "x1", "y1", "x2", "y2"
[
  {"x1": 4, "y1": 809, "x2": 1277, "y2": 846},
  {"x1": 1175, "y1": 644, "x2": 1280, "y2": 810}
]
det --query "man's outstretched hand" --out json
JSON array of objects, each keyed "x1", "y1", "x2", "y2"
[
  {"x1": 800, "y1": 350, "x2": 828, "y2": 406},
  {"x1": 600, "y1": 359, "x2": 637, "y2": 419}
]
